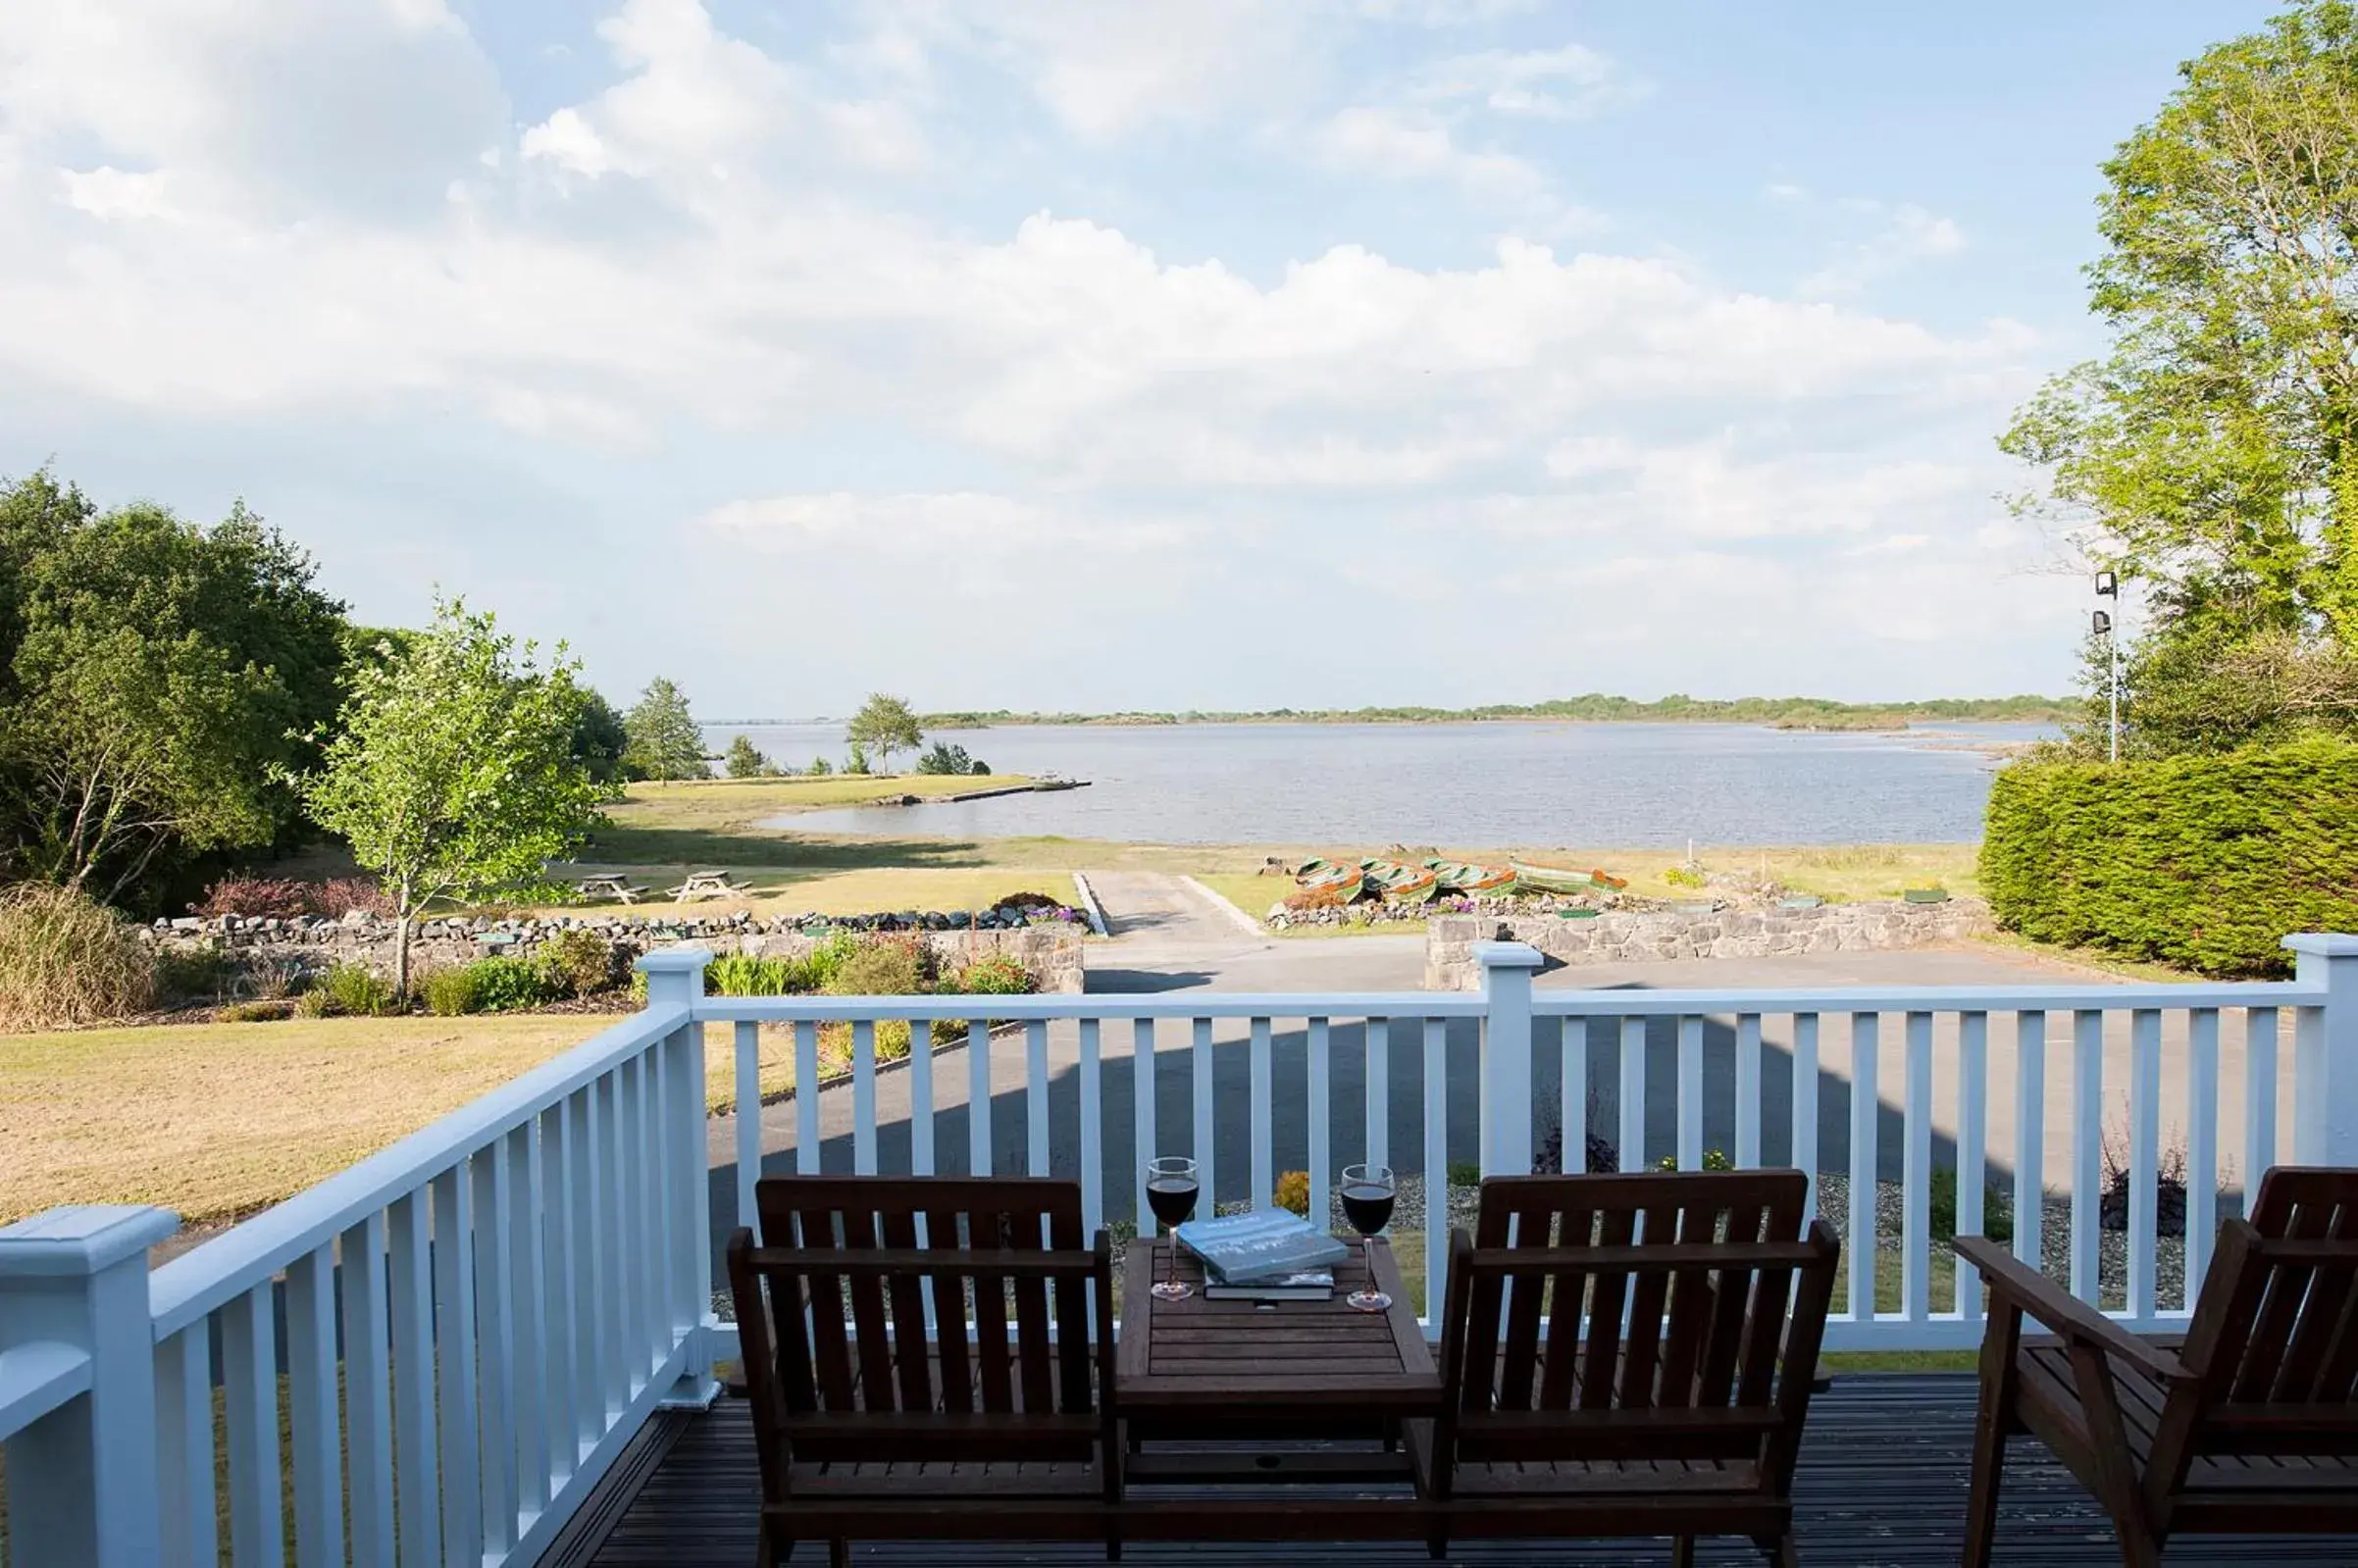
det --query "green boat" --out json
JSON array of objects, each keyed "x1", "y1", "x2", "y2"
[
  {"x1": 1431, "y1": 861, "x2": 1516, "y2": 894},
  {"x1": 1363, "y1": 860, "x2": 1439, "y2": 901},
  {"x1": 1509, "y1": 861, "x2": 1628, "y2": 893}
]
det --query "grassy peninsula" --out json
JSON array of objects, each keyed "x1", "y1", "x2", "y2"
[{"x1": 919, "y1": 692, "x2": 2070, "y2": 730}]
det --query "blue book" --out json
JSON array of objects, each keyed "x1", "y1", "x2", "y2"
[{"x1": 1174, "y1": 1209, "x2": 1351, "y2": 1285}]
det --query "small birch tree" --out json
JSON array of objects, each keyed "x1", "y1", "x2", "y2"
[{"x1": 291, "y1": 599, "x2": 608, "y2": 996}]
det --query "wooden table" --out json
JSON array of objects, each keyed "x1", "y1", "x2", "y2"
[
  {"x1": 1116, "y1": 1239, "x2": 1440, "y2": 1486},
  {"x1": 574, "y1": 875, "x2": 641, "y2": 903},
  {"x1": 668, "y1": 872, "x2": 739, "y2": 902}
]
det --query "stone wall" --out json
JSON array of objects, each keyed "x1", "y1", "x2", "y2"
[
  {"x1": 142, "y1": 910, "x2": 1088, "y2": 994},
  {"x1": 1424, "y1": 899, "x2": 1994, "y2": 989}
]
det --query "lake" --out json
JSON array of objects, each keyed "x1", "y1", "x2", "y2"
[{"x1": 710, "y1": 721, "x2": 2050, "y2": 847}]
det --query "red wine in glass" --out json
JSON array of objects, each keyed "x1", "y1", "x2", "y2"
[
  {"x1": 1145, "y1": 1156, "x2": 1200, "y2": 1301},
  {"x1": 1340, "y1": 1162, "x2": 1396, "y2": 1312}
]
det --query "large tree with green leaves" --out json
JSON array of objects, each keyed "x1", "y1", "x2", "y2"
[
  {"x1": 846, "y1": 692, "x2": 922, "y2": 771},
  {"x1": 291, "y1": 600, "x2": 607, "y2": 995},
  {"x1": 0, "y1": 471, "x2": 349, "y2": 904},
  {"x1": 2003, "y1": 2, "x2": 2358, "y2": 749},
  {"x1": 623, "y1": 677, "x2": 708, "y2": 781}
]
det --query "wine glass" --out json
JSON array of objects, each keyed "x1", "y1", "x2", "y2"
[
  {"x1": 1340, "y1": 1163, "x2": 1397, "y2": 1312},
  {"x1": 1144, "y1": 1156, "x2": 1201, "y2": 1302}
]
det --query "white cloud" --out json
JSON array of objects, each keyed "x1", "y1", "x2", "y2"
[
  {"x1": 1309, "y1": 105, "x2": 1548, "y2": 202},
  {"x1": 1409, "y1": 45, "x2": 1642, "y2": 120},
  {"x1": 1801, "y1": 201, "x2": 1967, "y2": 297}
]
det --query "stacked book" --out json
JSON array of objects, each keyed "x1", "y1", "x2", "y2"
[{"x1": 1174, "y1": 1209, "x2": 1353, "y2": 1301}]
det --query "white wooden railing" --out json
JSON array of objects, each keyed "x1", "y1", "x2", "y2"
[{"x1": 3, "y1": 936, "x2": 2355, "y2": 1565}]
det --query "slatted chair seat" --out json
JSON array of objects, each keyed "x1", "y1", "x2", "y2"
[
  {"x1": 1417, "y1": 1170, "x2": 1841, "y2": 1567},
  {"x1": 727, "y1": 1176, "x2": 1120, "y2": 1568},
  {"x1": 1962, "y1": 1167, "x2": 2358, "y2": 1566}
]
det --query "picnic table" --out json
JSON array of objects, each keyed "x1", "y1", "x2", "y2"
[
  {"x1": 573, "y1": 874, "x2": 644, "y2": 904},
  {"x1": 668, "y1": 871, "x2": 741, "y2": 902}
]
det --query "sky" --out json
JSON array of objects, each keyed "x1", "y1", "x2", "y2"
[{"x1": 0, "y1": 0, "x2": 2281, "y2": 717}]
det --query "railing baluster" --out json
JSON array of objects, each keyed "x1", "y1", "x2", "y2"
[
  {"x1": 853, "y1": 1020, "x2": 879, "y2": 1175},
  {"x1": 1618, "y1": 1016, "x2": 1646, "y2": 1172},
  {"x1": 433, "y1": 1162, "x2": 484, "y2": 1565},
  {"x1": 1676, "y1": 1014, "x2": 1704, "y2": 1172},
  {"x1": 1366, "y1": 1017, "x2": 1390, "y2": 1173},
  {"x1": 1735, "y1": 1013, "x2": 1762, "y2": 1168},
  {"x1": 735, "y1": 1020, "x2": 761, "y2": 1230},
  {"x1": 510, "y1": 1121, "x2": 550, "y2": 1519},
  {"x1": 1793, "y1": 1014, "x2": 1820, "y2": 1224},
  {"x1": 285, "y1": 1241, "x2": 344, "y2": 1564},
  {"x1": 1027, "y1": 1019, "x2": 1051, "y2": 1178},
  {"x1": 538, "y1": 1099, "x2": 578, "y2": 1492},
  {"x1": 1848, "y1": 1012, "x2": 1878, "y2": 1323},
  {"x1": 796, "y1": 1020, "x2": 822, "y2": 1175},
  {"x1": 1957, "y1": 1012, "x2": 1988, "y2": 1321},
  {"x1": 911, "y1": 1021, "x2": 936, "y2": 1177},
  {"x1": 1308, "y1": 1018, "x2": 1332, "y2": 1227},
  {"x1": 1902, "y1": 1012, "x2": 1932, "y2": 1324},
  {"x1": 474, "y1": 1140, "x2": 519, "y2": 1553},
  {"x1": 2127, "y1": 1009, "x2": 2162, "y2": 1321},
  {"x1": 2187, "y1": 1007, "x2": 2221, "y2": 1308},
  {"x1": 341, "y1": 1211, "x2": 397, "y2": 1568},
  {"x1": 155, "y1": 1324, "x2": 217, "y2": 1568},
  {"x1": 388, "y1": 1188, "x2": 441, "y2": 1566},
  {"x1": 1251, "y1": 1017, "x2": 1274, "y2": 1207},
  {"x1": 1562, "y1": 1018, "x2": 1587, "y2": 1173},
  {"x1": 1132, "y1": 1018, "x2": 1155, "y2": 1219},
  {"x1": 2072, "y1": 1009, "x2": 2104, "y2": 1304},
  {"x1": 223, "y1": 1283, "x2": 282, "y2": 1568},
  {"x1": 2246, "y1": 1006, "x2": 2280, "y2": 1203},
  {"x1": 1424, "y1": 1017, "x2": 1448, "y2": 1320},
  {"x1": 2015, "y1": 1012, "x2": 2046, "y2": 1270},
  {"x1": 1078, "y1": 1019, "x2": 1102, "y2": 1234},
  {"x1": 588, "y1": 1075, "x2": 624, "y2": 1437},
  {"x1": 1194, "y1": 1017, "x2": 1216, "y2": 1203},
  {"x1": 968, "y1": 1019, "x2": 992, "y2": 1177}
]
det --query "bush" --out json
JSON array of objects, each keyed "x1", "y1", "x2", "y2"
[
  {"x1": 823, "y1": 936, "x2": 932, "y2": 995},
  {"x1": 1663, "y1": 864, "x2": 1708, "y2": 889},
  {"x1": 295, "y1": 986, "x2": 336, "y2": 1018},
  {"x1": 817, "y1": 1017, "x2": 914, "y2": 1068},
  {"x1": 1981, "y1": 736, "x2": 2358, "y2": 975},
  {"x1": 468, "y1": 955, "x2": 564, "y2": 1013},
  {"x1": 915, "y1": 741, "x2": 974, "y2": 776},
  {"x1": 806, "y1": 755, "x2": 833, "y2": 777},
  {"x1": 0, "y1": 883, "x2": 158, "y2": 1029},
  {"x1": 314, "y1": 961, "x2": 398, "y2": 1017},
  {"x1": 421, "y1": 965, "x2": 482, "y2": 1017},
  {"x1": 1931, "y1": 1167, "x2": 2016, "y2": 1244},
  {"x1": 317, "y1": 878, "x2": 392, "y2": 919},
  {"x1": 539, "y1": 928, "x2": 620, "y2": 996},
  {"x1": 725, "y1": 734, "x2": 770, "y2": 779},
  {"x1": 217, "y1": 999, "x2": 293, "y2": 1023},
  {"x1": 947, "y1": 952, "x2": 1036, "y2": 995},
  {"x1": 970, "y1": 759, "x2": 991, "y2": 776},
  {"x1": 154, "y1": 946, "x2": 237, "y2": 1003},
  {"x1": 1274, "y1": 1170, "x2": 1310, "y2": 1217},
  {"x1": 194, "y1": 876, "x2": 319, "y2": 919},
  {"x1": 707, "y1": 953, "x2": 804, "y2": 996}
]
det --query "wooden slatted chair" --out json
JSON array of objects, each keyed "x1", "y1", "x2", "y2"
[
  {"x1": 1415, "y1": 1170, "x2": 1840, "y2": 1566},
  {"x1": 726, "y1": 1175, "x2": 1120, "y2": 1567},
  {"x1": 1959, "y1": 1165, "x2": 2358, "y2": 1567}
]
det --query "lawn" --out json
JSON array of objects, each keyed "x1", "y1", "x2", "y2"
[{"x1": 0, "y1": 1014, "x2": 815, "y2": 1228}]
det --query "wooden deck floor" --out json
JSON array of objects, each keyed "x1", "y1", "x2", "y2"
[{"x1": 550, "y1": 1373, "x2": 2357, "y2": 1566}]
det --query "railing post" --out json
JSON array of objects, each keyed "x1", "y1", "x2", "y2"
[
  {"x1": 0, "y1": 1204, "x2": 179, "y2": 1568},
  {"x1": 636, "y1": 946, "x2": 717, "y2": 1409},
  {"x1": 1475, "y1": 941, "x2": 1546, "y2": 1177},
  {"x1": 2286, "y1": 934, "x2": 2358, "y2": 1166}
]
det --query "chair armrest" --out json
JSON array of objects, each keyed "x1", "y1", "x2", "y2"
[{"x1": 1953, "y1": 1236, "x2": 2190, "y2": 1386}]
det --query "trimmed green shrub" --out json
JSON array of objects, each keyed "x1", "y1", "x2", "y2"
[
  {"x1": 539, "y1": 928, "x2": 620, "y2": 996},
  {"x1": 315, "y1": 961, "x2": 398, "y2": 1017},
  {"x1": 0, "y1": 883, "x2": 157, "y2": 1030},
  {"x1": 1980, "y1": 737, "x2": 2358, "y2": 976},
  {"x1": 823, "y1": 937, "x2": 931, "y2": 996},
  {"x1": 468, "y1": 955, "x2": 564, "y2": 1012},
  {"x1": 217, "y1": 999, "x2": 294, "y2": 1024},
  {"x1": 946, "y1": 952, "x2": 1037, "y2": 995},
  {"x1": 421, "y1": 965, "x2": 483, "y2": 1017}
]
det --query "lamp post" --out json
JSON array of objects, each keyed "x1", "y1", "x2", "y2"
[{"x1": 2094, "y1": 571, "x2": 2120, "y2": 762}]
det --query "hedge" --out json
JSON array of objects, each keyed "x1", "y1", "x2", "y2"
[{"x1": 1979, "y1": 736, "x2": 2358, "y2": 977}]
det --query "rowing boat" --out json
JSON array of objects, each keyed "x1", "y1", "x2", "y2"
[{"x1": 1509, "y1": 861, "x2": 1629, "y2": 893}]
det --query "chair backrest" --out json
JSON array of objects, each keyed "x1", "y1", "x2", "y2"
[
  {"x1": 2152, "y1": 1167, "x2": 2358, "y2": 1490},
  {"x1": 1431, "y1": 1171, "x2": 1839, "y2": 1494},
  {"x1": 727, "y1": 1175, "x2": 1114, "y2": 1487}
]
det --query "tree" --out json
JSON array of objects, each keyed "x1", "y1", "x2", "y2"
[
  {"x1": 914, "y1": 740, "x2": 975, "y2": 775},
  {"x1": 845, "y1": 740, "x2": 870, "y2": 775},
  {"x1": 571, "y1": 689, "x2": 631, "y2": 784},
  {"x1": 724, "y1": 734, "x2": 771, "y2": 778},
  {"x1": 2001, "y1": 3, "x2": 2358, "y2": 750},
  {"x1": 622, "y1": 677, "x2": 708, "y2": 780},
  {"x1": 806, "y1": 754, "x2": 833, "y2": 776},
  {"x1": 0, "y1": 472, "x2": 350, "y2": 905},
  {"x1": 846, "y1": 692, "x2": 922, "y2": 771},
  {"x1": 290, "y1": 599, "x2": 607, "y2": 996}
]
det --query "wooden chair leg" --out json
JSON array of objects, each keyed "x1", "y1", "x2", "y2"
[
  {"x1": 1963, "y1": 1300, "x2": 2024, "y2": 1568},
  {"x1": 828, "y1": 1539, "x2": 849, "y2": 1568},
  {"x1": 1753, "y1": 1531, "x2": 1799, "y2": 1567},
  {"x1": 1671, "y1": 1536, "x2": 1697, "y2": 1568}
]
